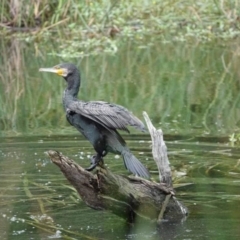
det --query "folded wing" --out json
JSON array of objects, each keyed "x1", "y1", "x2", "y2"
[{"x1": 67, "y1": 101, "x2": 146, "y2": 132}]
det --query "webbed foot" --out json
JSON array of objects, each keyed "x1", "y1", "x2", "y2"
[{"x1": 85, "y1": 154, "x2": 104, "y2": 171}]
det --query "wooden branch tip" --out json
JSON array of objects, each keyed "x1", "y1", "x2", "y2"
[{"x1": 142, "y1": 111, "x2": 172, "y2": 186}]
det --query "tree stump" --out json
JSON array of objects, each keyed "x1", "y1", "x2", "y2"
[{"x1": 46, "y1": 112, "x2": 188, "y2": 223}]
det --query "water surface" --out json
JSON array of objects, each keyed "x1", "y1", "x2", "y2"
[
  {"x1": 0, "y1": 36, "x2": 240, "y2": 239},
  {"x1": 1, "y1": 134, "x2": 240, "y2": 239}
]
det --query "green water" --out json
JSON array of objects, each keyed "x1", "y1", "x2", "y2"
[
  {"x1": 1, "y1": 135, "x2": 240, "y2": 239},
  {"x1": 1, "y1": 36, "x2": 240, "y2": 239}
]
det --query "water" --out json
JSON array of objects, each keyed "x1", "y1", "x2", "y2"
[
  {"x1": 1, "y1": 134, "x2": 240, "y2": 239},
  {"x1": 1, "y1": 36, "x2": 240, "y2": 239}
]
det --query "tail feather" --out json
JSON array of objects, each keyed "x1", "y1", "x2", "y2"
[{"x1": 122, "y1": 151, "x2": 149, "y2": 178}]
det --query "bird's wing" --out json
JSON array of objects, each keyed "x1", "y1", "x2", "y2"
[{"x1": 67, "y1": 101, "x2": 146, "y2": 132}]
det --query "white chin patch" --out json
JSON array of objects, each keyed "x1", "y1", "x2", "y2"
[{"x1": 62, "y1": 69, "x2": 69, "y2": 77}]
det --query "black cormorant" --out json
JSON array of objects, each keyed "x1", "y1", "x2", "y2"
[{"x1": 39, "y1": 63, "x2": 149, "y2": 178}]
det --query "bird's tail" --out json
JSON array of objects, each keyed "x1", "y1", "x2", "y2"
[{"x1": 122, "y1": 150, "x2": 150, "y2": 178}]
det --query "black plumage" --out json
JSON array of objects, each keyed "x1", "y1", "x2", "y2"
[{"x1": 39, "y1": 63, "x2": 149, "y2": 178}]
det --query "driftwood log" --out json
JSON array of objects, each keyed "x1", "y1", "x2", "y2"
[{"x1": 47, "y1": 112, "x2": 188, "y2": 223}]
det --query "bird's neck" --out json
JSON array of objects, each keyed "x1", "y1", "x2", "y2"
[{"x1": 63, "y1": 72, "x2": 80, "y2": 109}]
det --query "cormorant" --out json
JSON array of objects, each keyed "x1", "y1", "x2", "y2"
[{"x1": 39, "y1": 63, "x2": 149, "y2": 178}]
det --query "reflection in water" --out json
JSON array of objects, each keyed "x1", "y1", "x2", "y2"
[{"x1": 0, "y1": 37, "x2": 240, "y2": 136}]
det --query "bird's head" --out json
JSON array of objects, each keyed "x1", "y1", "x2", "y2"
[{"x1": 39, "y1": 63, "x2": 78, "y2": 78}]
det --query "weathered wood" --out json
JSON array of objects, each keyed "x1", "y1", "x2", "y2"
[
  {"x1": 47, "y1": 150, "x2": 187, "y2": 222},
  {"x1": 46, "y1": 112, "x2": 188, "y2": 223},
  {"x1": 143, "y1": 112, "x2": 172, "y2": 186}
]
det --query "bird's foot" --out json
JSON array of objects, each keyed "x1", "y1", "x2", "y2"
[{"x1": 85, "y1": 155, "x2": 104, "y2": 171}]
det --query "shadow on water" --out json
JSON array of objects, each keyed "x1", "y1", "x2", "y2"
[{"x1": 0, "y1": 35, "x2": 240, "y2": 239}]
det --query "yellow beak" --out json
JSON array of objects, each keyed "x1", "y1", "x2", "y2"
[{"x1": 39, "y1": 67, "x2": 65, "y2": 76}]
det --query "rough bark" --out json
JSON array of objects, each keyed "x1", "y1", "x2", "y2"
[{"x1": 46, "y1": 112, "x2": 188, "y2": 223}]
